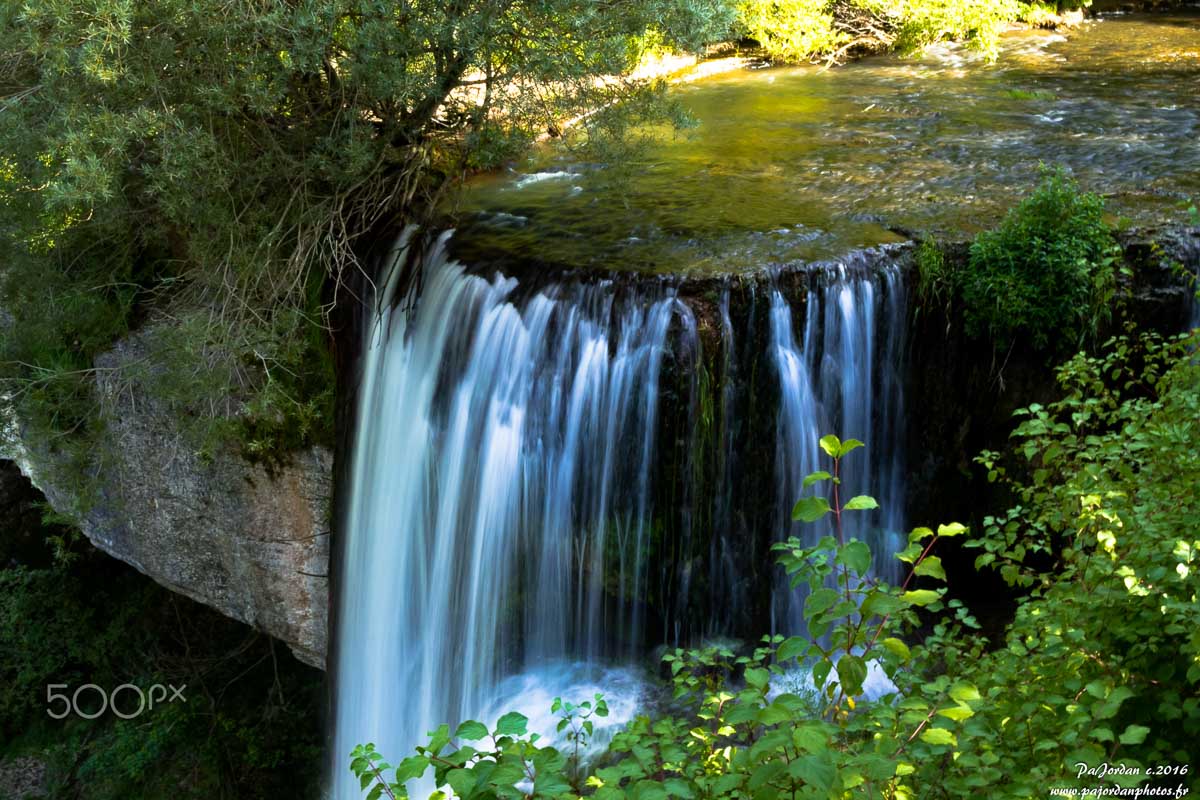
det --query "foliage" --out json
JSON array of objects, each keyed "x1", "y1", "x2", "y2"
[
  {"x1": 356, "y1": 337, "x2": 1200, "y2": 795},
  {"x1": 913, "y1": 238, "x2": 949, "y2": 310},
  {"x1": 354, "y1": 435, "x2": 983, "y2": 799},
  {"x1": 961, "y1": 166, "x2": 1118, "y2": 352},
  {"x1": 732, "y1": 0, "x2": 1052, "y2": 64},
  {"x1": 951, "y1": 330, "x2": 1200, "y2": 795},
  {"x1": 0, "y1": 529, "x2": 325, "y2": 799},
  {"x1": 734, "y1": 0, "x2": 847, "y2": 62},
  {"x1": 0, "y1": 0, "x2": 733, "y2": 473}
]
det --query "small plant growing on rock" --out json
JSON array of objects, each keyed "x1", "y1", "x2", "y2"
[{"x1": 961, "y1": 166, "x2": 1118, "y2": 353}]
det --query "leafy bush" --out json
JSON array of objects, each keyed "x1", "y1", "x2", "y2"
[
  {"x1": 961, "y1": 167, "x2": 1118, "y2": 352},
  {"x1": 889, "y1": 0, "x2": 1022, "y2": 59},
  {"x1": 733, "y1": 0, "x2": 1043, "y2": 63},
  {"x1": 355, "y1": 331, "x2": 1200, "y2": 797},
  {"x1": 0, "y1": 0, "x2": 733, "y2": 473},
  {"x1": 734, "y1": 0, "x2": 847, "y2": 62}
]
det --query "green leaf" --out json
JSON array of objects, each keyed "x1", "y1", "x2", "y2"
[
  {"x1": 949, "y1": 682, "x2": 981, "y2": 703},
  {"x1": 908, "y1": 527, "x2": 935, "y2": 543},
  {"x1": 446, "y1": 768, "x2": 476, "y2": 797},
  {"x1": 494, "y1": 711, "x2": 528, "y2": 737},
  {"x1": 777, "y1": 636, "x2": 808, "y2": 662},
  {"x1": 838, "y1": 540, "x2": 872, "y2": 575},
  {"x1": 427, "y1": 724, "x2": 450, "y2": 754},
  {"x1": 454, "y1": 720, "x2": 489, "y2": 741},
  {"x1": 861, "y1": 592, "x2": 906, "y2": 617},
  {"x1": 844, "y1": 495, "x2": 878, "y2": 511},
  {"x1": 936, "y1": 704, "x2": 974, "y2": 721},
  {"x1": 804, "y1": 588, "x2": 839, "y2": 621},
  {"x1": 744, "y1": 667, "x2": 771, "y2": 692},
  {"x1": 792, "y1": 496, "x2": 832, "y2": 523},
  {"x1": 802, "y1": 470, "x2": 832, "y2": 488},
  {"x1": 1118, "y1": 724, "x2": 1150, "y2": 745},
  {"x1": 913, "y1": 556, "x2": 946, "y2": 581},
  {"x1": 919, "y1": 727, "x2": 957, "y2": 747},
  {"x1": 840, "y1": 438, "x2": 865, "y2": 456},
  {"x1": 836, "y1": 654, "x2": 868, "y2": 696},
  {"x1": 901, "y1": 589, "x2": 942, "y2": 607},
  {"x1": 663, "y1": 778, "x2": 695, "y2": 799},
  {"x1": 937, "y1": 522, "x2": 968, "y2": 537},
  {"x1": 787, "y1": 751, "x2": 836, "y2": 791},
  {"x1": 812, "y1": 659, "x2": 833, "y2": 690},
  {"x1": 882, "y1": 637, "x2": 911, "y2": 661},
  {"x1": 896, "y1": 543, "x2": 924, "y2": 564},
  {"x1": 394, "y1": 755, "x2": 430, "y2": 783},
  {"x1": 819, "y1": 435, "x2": 842, "y2": 457}
]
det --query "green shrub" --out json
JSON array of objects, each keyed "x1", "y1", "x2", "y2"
[
  {"x1": 734, "y1": 0, "x2": 847, "y2": 61},
  {"x1": 356, "y1": 332, "x2": 1200, "y2": 796},
  {"x1": 890, "y1": 0, "x2": 1022, "y2": 59},
  {"x1": 733, "y1": 0, "x2": 1041, "y2": 63},
  {"x1": 962, "y1": 167, "x2": 1118, "y2": 351}
]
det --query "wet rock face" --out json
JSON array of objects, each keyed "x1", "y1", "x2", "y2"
[{"x1": 9, "y1": 328, "x2": 332, "y2": 669}]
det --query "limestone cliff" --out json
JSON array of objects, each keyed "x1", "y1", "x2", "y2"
[{"x1": 5, "y1": 328, "x2": 332, "y2": 668}]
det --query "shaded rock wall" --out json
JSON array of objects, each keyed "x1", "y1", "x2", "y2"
[{"x1": 6, "y1": 327, "x2": 332, "y2": 668}]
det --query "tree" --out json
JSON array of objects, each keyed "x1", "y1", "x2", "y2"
[{"x1": 0, "y1": 0, "x2": 732, "y2": 463}]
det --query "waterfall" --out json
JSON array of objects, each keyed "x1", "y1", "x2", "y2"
[
  {"x1": 331, "y1": 235, "x2": 911, "y2": 798},
  {"x1": 769, "y1": 261, "x2": 908, "y2": 632}
]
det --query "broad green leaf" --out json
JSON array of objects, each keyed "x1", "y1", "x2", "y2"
[
  {"x1": 777, "y1": 636, "x2": 808, "y2": 662},
  {"x1": 802, "y1": 470, "x2": 832, "y2": 488},
  {"x1": 394, "y1": 755, "x2": 430, "y2": 782},
  {"x1": 446, "y1": 768, "x2": 476, "y2": 797},
  {"x1": 454, "y1": 720, "x2": 488, "y2": 741},
  {"x1": 1118, "y1": 724, "x2": 1149, "y2": 745},
  {"x1": 882, "y1": 637, "x2": 911, "y2": 661},
  {"x1": 914, "y1": 556, "x2": 946, "y2": 580},
  {"x1": 901, "y1": 589, "x2": 942, "y2": 607},
  {"x1": 787, "y1": 751, "x2": 836, "y2": 791},
  {"x1": 819, "y1": 435, "x2": 842, "y2": 457},
  {"x1": 494, "y1": 711, "x2": 528, "y2": 736},
  {"x1": 837, "y1": 654, "x2": 868, "y2": 696},
  {"x1": 844, "y1": 495, "x2": 878, "y2": 511},
  {"x1": 838, "y1": 540, "x2": 872, "y2": 575},
  {"x1": 793, "y1": 496, "x2": 832, "y2": 523},
  {"x1": 663, "y1": 778, "x2": 695, "y2": 799},
  {"x1": 804, "y1": 588, "x2": 839, "y2": 621},
  {"x1": 744, "y1": 667, "x2": 771, "y2": 692},
  {"x1": 936, "y1": 704, "x2": 975, "y2": 721},
  {"x1": 861, "y1": 592, "x2": 906, "y2": 617},
  {"x1": 792, "y1": 723, "x2": 828, "y2": 753},
  {"x1": 919, "y1": 727, "x2": 957, "y2": 747},
  {"x1": 949, "y1": 682, "x2": 981, "y2": 703},
  {"x1": 937, "y1": 522, "x2": 968, "y2": 537},
  {"x1": 908, "y1": 527, "x2": 935, "y2": 543},
  {"x1": 813, "y1": 659, "x2": 833, "y2": 689},
  {"x1": 840, "y1": 438, "x2": 865, "y2": 456}
]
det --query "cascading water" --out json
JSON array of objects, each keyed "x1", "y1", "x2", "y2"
[
  {"x1": 332, "y1": 234, "x2": 911, "y2": 798},
  {"x1": 769, "y1": 259, "x2": 908, "y2": 631},
  {"x1": 333, "y1": 234, "x2": 685, "y2": 797}
]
